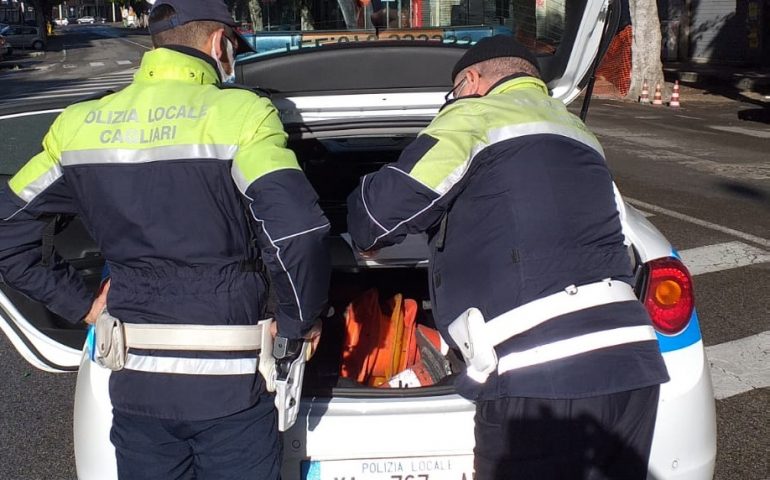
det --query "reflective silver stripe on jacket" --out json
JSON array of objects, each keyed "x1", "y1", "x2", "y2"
[
  {"x1": 60, "y1": 144, "x2": 239, "y2": 166},
  {"x1": 124, "y1": 354, "x2": 257, "y2": 375},
  {"x1": 449, "y1": 280, "x2": 654, "y2": 383},
  {"x1": 497, "y1": 325, "x2": 657, "y2": 374},
  {"x1": 484, "y1": 280, "x2": 637, "y2": 347},
  {"x1": 12, "y1": 164, "x2": 63, "y2": 204},
  {"x1": 487, "y1": 121, "x2": 605, "y2": 158},
  {"x1": 489, "y1": 280, "x2": 651, "y2": 373},
  {"x1": 124, "y1": 323, "x2": 265, "y2": 351},
  {"x1": 118, "y1": 321, "x2": 272, "y2": 375},
  {"x1": 433, "y1": 121, "x2": 605, "y2": 196}
]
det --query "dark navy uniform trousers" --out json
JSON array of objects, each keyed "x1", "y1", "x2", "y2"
[
  {"x1": 110, "y1": 392, "x2": 281, "y2": 480},
  {"x1": 473, "y1": 385, "x2": 660, "y2": 480}
]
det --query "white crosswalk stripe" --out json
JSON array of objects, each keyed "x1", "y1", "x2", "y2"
[
  {"x1": 99, "y1": 69, "x2": 139, "y2": 77},
  {"x1": 38, "y1": 84, "x2": 126, "y2": 93},
  {"x1": 679, "y1": 241, "x2": 770, "y2": 276},
  {"x1": 6, "y1": 91, "x2": 118, "y2": 101},
  {"x1": 627, "y1": 197, "x2": 770, "y2": 248},
  {"x1": 675, "y1": 240, "x2": 769, "y2": 401},
  {"x1": 706, "y1": 332, "x2": 769, "y2": 400},
  {"x1": 709, "y1": 125, "x2": 770, "y2": 139},
  {"x1": 0, "y1": 69, "x2": 137, "y2": 104}
]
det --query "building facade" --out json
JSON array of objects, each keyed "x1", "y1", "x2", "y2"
[
  {"x1": 0, "y1": 0, "x2": 30, "y2": 24},
  {"x1": 659, "y1": 0, "x2": 768, "y2": 66}
]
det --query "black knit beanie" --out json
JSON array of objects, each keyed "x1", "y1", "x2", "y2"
[{"x1": 451, "y1": 35, "x2": 539, "y2": 81}]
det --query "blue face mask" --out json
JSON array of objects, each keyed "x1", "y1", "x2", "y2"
[{"x1": 211, "y1": 36, "x2": 236, "y2": 84}]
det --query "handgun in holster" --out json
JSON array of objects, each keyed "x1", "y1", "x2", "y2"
[{"x1": 264, "y1": 335, "x2": 311, "y2": 432}]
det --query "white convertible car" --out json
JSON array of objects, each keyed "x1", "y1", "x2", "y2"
[{"x1": 0, "y1": 0, "x2": 716, "y2": 478}]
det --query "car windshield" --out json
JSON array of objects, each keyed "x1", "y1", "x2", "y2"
[{"x1": 239, "y1": 0, "x2": 576, "y2": 58}]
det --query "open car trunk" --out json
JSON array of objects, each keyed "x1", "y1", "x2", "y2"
[{"x1": 292, "y1": 130, "x2": 465, "y2": 395}]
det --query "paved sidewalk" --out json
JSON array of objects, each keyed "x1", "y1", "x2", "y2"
[
  {"x1": 593, "y1": 62, "x2": 770, "y2": 107},
  {"x1": 664, "y1": 62, "x2": 770, "y2": 96}
]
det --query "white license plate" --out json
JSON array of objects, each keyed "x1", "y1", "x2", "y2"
[{"x1": 302, "y1": 455, "x2": 474, "y2": 480}]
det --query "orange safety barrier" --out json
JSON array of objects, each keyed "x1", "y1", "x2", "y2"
[{"x1": 595, "y1": 25, "x2": 633, "y2": 98}]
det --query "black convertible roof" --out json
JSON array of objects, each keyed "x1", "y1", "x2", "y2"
[
  {"x1": 236, "y1": 39, "x2": 572, "y2": 96},
  {"x1": 238, "y1": 41, "x2": 467, "y2": 94}
]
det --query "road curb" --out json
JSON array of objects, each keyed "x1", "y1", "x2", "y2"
[{"x1": 664, "y1": 66, "x2": 770, "y2": 94}]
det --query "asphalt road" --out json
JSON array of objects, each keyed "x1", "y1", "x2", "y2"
[
  {"x1": 583, "y1": 96, "x2": 769, "y2": 480},
  {"x1": 0, "y1": 25, "x2": 768, "y2": 480},
  {"x1": 0, "y1": 23, "x2": 152, "y2": 104}
]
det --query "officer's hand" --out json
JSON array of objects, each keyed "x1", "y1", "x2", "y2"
[
  {"x1": 84, "y1": 279, "x2": 111, "y2": 325},
  {"x1": 359, "y1": 249, "x2": 379, "y2": 260},
  {"x1": 270, "y1": 320, "x2": 322, "y2": 360},
  {"x1": 269, "y1": 319, "x2": 278, "y2": 339},
  {"x1": 304, "y1": 320, "x2": 322, "y2": 360}
]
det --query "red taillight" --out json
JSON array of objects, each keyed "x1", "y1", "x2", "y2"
[{"x1": 642, "y1": 257, "x2": 694, "y2": 334}]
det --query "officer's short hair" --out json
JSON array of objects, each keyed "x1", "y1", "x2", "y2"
[
  {"x1": 149, "y1": 4, "x2": 222, "y2": 48},
  {"x1": 484, "y1": 57, "x2": 540, "y2": 78},
  {"x1": 462, "y1": 57, "x2": 541, "y2": 82}
]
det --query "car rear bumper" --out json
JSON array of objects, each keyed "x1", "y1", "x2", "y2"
[
  {"x1": 71, "y1": 342, "x2": 716, "y2": 480},
  {"x1": 648, "y1": 340, "x2": 717, "y2": 479},
  {"x1": 282, "y1": 393, "x2": 476, "y2": 479},
  {"x1": 74, "y1": 353, "x2": 117, "y2": 480}
]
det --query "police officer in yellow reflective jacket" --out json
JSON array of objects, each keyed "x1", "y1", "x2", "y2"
[
  {"x1": 0, "y1": 1, "x2": 330, "y2": 478},
  {"x1": 347, "y1": 36, "x2": 669, "y2": 480}
]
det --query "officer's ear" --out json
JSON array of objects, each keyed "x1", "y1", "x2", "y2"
[
  {"x1": 464, "y1": 68, "x2": 484, "y2": 96},
  {"x1": 207, "y1": 27, "x2": 227, "y2": 59}
]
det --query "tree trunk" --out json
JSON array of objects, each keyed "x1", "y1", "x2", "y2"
[
  {"x1": 247, "y1": 0, "x2": 263, "y2": 31},
  {"x1": 627, "y1": 0, "x2": 665, "y2": 101},
  {"x1": 31, "y1": 0, "x2": 50, "y2": 30}
]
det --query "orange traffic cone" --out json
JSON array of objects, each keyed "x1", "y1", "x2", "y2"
[
  {"x1": 669, "y1": 81, "x2": 681, "y2": 107},
  {"x1": 652, "y1": 83, "x2": 663, "y2": 105},
  {"x1": 639, "y1": 80, "x2": 650, "y2": 104}
]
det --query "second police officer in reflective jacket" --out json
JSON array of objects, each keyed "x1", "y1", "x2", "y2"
[{"x1": 347, "y1": 35, "x2": 669, "y2": 480}]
